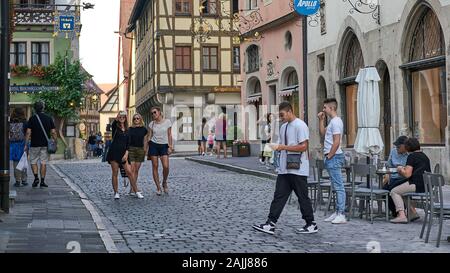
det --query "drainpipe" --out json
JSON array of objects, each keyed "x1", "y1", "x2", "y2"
[
  {"x1": 302, "y1": 15, "x2": 308, "y2": 125},
  {"x1": 0, "y1": 0, "x2": 11, "y2": 213}
]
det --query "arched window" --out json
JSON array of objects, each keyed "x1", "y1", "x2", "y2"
[
  {"x1": 340, "y1": 33, "x2": 364, "y2": 146},
  {"x1": 246, "y1": 45, "x2": 259, "y2": 73},
  {"x1": 410, "y1": 10, "x2": 445, "y2": 61},
  {"x1": 287, "y1": 70, "x2": 298, "y2": 87},
  {"x1": 252, "y1": 79, "x2": 261, "y2": 94},
  {"x1": 403, "y1": 7, "x2": 447, "y2": 145},
  {"x1": 342, "y1": 35, "x2": 364, "y2": 78},
  {"x1": 317, "y1": 76, "x2": 327, "y2": 113}
]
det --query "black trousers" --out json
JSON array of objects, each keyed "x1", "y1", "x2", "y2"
[{"x1": 268, "y1": 174, "x2": 315, "y2": 225}]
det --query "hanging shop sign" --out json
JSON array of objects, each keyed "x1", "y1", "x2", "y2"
[
  {"x1": 9, "y1": 85, "x2": 59, "y2": 93},
  {"x1": 294, "y1": 0, "x2": 321, "y2": 16},
  {"x1": 53, "y1": 10, "x2": 81, "y2": 39}
]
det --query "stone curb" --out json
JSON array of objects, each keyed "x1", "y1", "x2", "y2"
[
  {"x1": 185, "y1": 157, "x2": 277, "y2": 180},
  {"x1": 50, "y1": 164, "x2": 121, "y2": 253}
]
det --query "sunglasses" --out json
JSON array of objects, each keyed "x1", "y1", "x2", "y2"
[
  {"x1": 152, "y1": 111, "x2": 158, "y2": 114},
  {"x1": 119, "y1": 116, "x2": 126, "y2": 119},
  {"x1": 133, "y1": 117, "x2": 141, "y2": 120}
]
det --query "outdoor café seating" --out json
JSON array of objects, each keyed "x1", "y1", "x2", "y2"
[
  {"x1": 420, "y1": 172, "x2": 450, "y2": 247},
  {"x1": 349, "y1": 164, "x2": 390, "y2": 223}
]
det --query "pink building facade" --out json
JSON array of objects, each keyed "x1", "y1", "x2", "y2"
[{"x1": 239, "y1": 0, "x2": 304, "y2": 142}]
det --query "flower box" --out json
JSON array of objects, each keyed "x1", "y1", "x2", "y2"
[{"x1": 232, "y1": 143, "x2": 250, "y2": 157}]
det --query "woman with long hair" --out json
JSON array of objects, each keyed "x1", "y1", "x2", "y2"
[
  {"x1": 9, "y1": 108, "x2": 28, "y2": 187},
  {"x1": 107, "y1": 111, "x2": 143, "y2": 199},
  {"x1": 148, "y1": 107, "x2": 173, "y2": 195},
  {"x1": 128, "y1": 113, "x2": 148, "y2": 196}
]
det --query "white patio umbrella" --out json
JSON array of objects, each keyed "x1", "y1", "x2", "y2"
[{"x1": 354, "y1": 66, "x2": 384, "y2": 161}]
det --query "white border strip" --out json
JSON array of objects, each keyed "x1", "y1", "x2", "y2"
[{"x1": 50, "y1": 164, "x2": 119, "y2": 253}]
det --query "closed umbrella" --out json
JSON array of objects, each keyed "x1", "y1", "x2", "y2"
[{"x1": 354, "y1": 66, "x2": 384, "y2": 164}]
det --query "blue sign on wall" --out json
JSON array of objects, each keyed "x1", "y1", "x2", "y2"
[
  {"x1": 294, "y1": 0, "x2": 321, "y2": 16},
  {"x1": 59, "y1": 15, "x2": 75, "y2": 32}
]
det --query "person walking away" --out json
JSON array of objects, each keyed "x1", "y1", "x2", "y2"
[
  {"x1": 106, "y1": 111, "x2": 142, "y2": 199},
  {"x1": 127, "y1": 113, "x2": 148, "y2": 197},
  {"x1": 196, "y1": 118, "x2": 208, "y2": 156},
  {"x1": 88, "y1": 133, "x2": 97, "y2": 158},
  {"x1": 382, "y1": 136, "x2": 409, "y2": 217},
  {"x1": 24, "y1": 101, "x2": 57, "y2": 188},
  {"x1": 253, "y1": 102, "x2": 317, "y2": 235},
  {"x1": 10, "y1": 108, "x2": 28, "y2": 187},
  {"x1": 318, "y1": 98, "x2": 347, "y2": 224},
  {"x1": 390, "y1": 138, "x2": 430, "y2": 223},
  {"x1": 148, "y1": 107, "x2": 173, "y2": 195},
  {"x1": 214, "y1": 113, "x2": 227, "y2": 159}
]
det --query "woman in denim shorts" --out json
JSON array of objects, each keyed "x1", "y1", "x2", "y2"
[
  {"x1": 128, "y1": 113, "x2": 149, "y2": 196},
  {"x1": 148, "y1": 107, "x2": 173, "y2": 195}
]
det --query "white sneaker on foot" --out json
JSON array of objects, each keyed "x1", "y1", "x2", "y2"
[
  {"x1": 331, "y1": 213, "x2": 347, "y2": 224},
  {"x1": 114, "y1": 193, "x2": 120, "y2": 199},
  {"x1": 136, "y1": 192, "x2": 144, "y2": 199},
  {"x1": 324, "y1": 212, "x2": 337, "y2": 222}
]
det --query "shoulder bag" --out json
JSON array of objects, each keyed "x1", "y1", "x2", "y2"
[
  {"x1": 285, "y1": 122, "x2": 302, "y2": 169},
  {"x1": 35, "y1": 114, "x2": 57, "y2": 154}
]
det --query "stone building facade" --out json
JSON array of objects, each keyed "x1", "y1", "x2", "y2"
[{"x1": 307, "y1": 0, "x2": 450, "y2": 178}]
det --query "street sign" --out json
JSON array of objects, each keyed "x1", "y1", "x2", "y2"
[
  {"x1": 294, "y1": 0, "x2": 321, "y2": 16},
  {"x1": 59, "y1": 15, "x2": 75, "y2": 32},
  {"x1": 53, "y1": 11, "x2": 81, "y2": 39}
]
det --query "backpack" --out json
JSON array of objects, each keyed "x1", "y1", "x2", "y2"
[{"x1": 10, "y1": 123, "x2": 25, "y2": 142}]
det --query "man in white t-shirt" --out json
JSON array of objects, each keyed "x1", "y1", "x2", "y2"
[
  {"x1": 253, "y1": 102, "x2": 318, "y2": 235},
  {"x1": 318, "y1": 98, "x2": 347, "y2": 224}
]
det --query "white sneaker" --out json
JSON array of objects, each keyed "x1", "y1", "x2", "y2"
[
  {"x1": 324, "y1": 212, "x2": 337, "y2": 222},
  {"x1": 136, "y1": 192, "x2": 144, "y2": 199},
  {"x1": 114, "y1": 193, "x2": 120, "y2": 199},
  {"x1": 331, "y1": 213, "x2": 347, "y2": 224},
  {"x1": 128, "y1": 192, "x2": 136, "y2": 197},
  {"x1": 259, "y1": 159, "x2": 264, "y2": 164}
]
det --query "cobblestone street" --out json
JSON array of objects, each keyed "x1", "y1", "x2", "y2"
[{"x1": 54, "y1": 158, "x2": 450, "y2": 253}]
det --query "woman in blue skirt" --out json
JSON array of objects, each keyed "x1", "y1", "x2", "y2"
[{"x1": 10, "y1": 108, "x2": 28, "y2": 187}]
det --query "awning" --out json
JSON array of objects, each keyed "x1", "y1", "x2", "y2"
[
  {"x1": 278, "y1": 85, "x2": 299, "y2": 97},
  {"x1": 247, "y1": 95, "x2": 261, "y2": 103}
]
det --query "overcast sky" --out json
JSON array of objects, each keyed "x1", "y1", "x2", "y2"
[{"x1": 80, "y1": 0, "x2": 121, "y2": 84}]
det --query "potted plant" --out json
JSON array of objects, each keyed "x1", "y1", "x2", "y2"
[
  {"x1": 232, "y1": 139, "x2": 251, "y2": 157},
  {"x1": 29, "y1": 65, "x2": 47, "y2": 78},
  {"x1": 10, "y1": 64, "x2": 30, "y2": 77}
]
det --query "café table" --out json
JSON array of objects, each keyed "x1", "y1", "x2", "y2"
[{"x1": 374, "y1": 168, "x2": 398, "y2": 215}]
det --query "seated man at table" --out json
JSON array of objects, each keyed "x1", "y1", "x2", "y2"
[{"x1": 383, "y1": 136, "x2": 409, "y2": 217}]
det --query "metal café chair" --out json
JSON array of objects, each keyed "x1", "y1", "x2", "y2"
[
  {"x1": 403, "y1": 163, "x2": 441, "y2": 222},
  {"x1": 288, "y1": 159, "x2": 320, "y2": 211},
  {"x1": 349, "y1": 164, "x2": 390, "y2": 223},
  {"x1": 420, "y1": 172, "x2": 450, "y2": 247}
]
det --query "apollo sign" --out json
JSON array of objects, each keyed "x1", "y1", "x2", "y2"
[{"x1": 294, "y1": 0, "x2": 321, "y2": 16}]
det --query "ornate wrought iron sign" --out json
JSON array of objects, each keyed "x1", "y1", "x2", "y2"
[
  {"x1": 343, "y1": 0, "x2": 380, "y2": 25},
  {"x1": 53, "y1": 10, "x2": 81, "y2": 39},
  {"x1": 191, "y1": 0, "x2": 263, "y2": 43}
]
